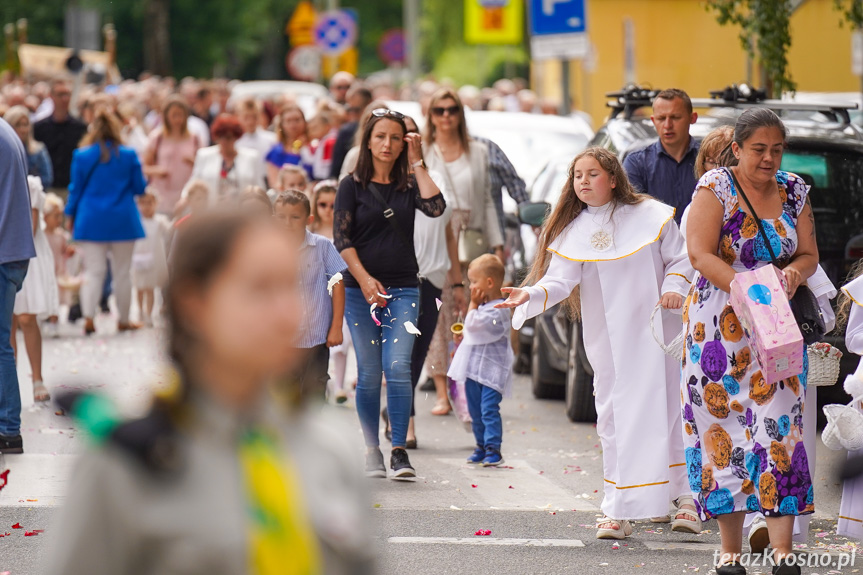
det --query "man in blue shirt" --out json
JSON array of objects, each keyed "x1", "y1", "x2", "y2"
[
  {"x1": 622, "y1": 89, "x2": 699, "y2": 223},
  {"x1": 0, "y1": 118, "x2": 36, "y2": 453}
]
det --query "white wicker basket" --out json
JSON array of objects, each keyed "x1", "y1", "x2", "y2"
[
  {"x1": 650, "y1": 304, "x2": 685, "y2": 362},
  {"x1": 822, "y1": 401, "x2": 863, "y2": 451},
  {"x1": 807, "y1": 343, "x2": 843, "y2": 387}
]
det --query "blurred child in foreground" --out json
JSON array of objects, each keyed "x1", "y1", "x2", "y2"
[{"x1": 44, "y1": 211, "x2": 373, "y2": 575}]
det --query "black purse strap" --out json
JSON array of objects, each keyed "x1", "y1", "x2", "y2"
[
  {"x1": 728, "y1": 168, "x2": 781, "y2": 267},
  {"x1": 367, "y1": 182, "x2": 413, "y2": 251}
]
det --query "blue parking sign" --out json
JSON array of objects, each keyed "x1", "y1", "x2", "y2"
[{"x1": 529, "y1": 0, "x2": 586, "y2": 36}]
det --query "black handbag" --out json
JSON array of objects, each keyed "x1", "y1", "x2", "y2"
[{"x1": 730, "y1": 170, "x2": 825, "y2": 345}]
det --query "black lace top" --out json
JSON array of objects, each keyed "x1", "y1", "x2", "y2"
[{"x1": 334, "y1": 175, "x2": 446, "y2": 288}]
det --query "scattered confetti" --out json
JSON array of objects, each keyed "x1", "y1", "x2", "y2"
[
  {"x1": 471, "y1": 484, "x2": 478, "y2": 488},
  {"x1": 508, "y1": 485, "x2": 514, "y2": 489},
  {"x1": 370, "y1": 303, "x2": 381, "y2": 326},
  {"x1": 24, "y1": 530, "x2": 40, "y2": 537},
  {"x1": 326, "y1": 272, "x2": 343, "y2": 296},
  {"x1": 436, "y1": 298, "x2": 443, "y2": 310},
  {"x1": 474, "y1": 529, "x2": 492, "y2": 536},
  {"x1": 11, "y1": 523, "x2": 22, "y2": 529},
  {"x1": 373, "y1": 503, "x2": 382, "y2": 508},
  {"x1": 404, "y1": 321, "x2": 421, "y2": 336},
  {"x1": 449, "y1": 505, "x2": 462, "y2": 510}
]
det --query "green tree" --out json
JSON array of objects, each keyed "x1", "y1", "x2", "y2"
[
  {"x1": 835, "y1": 0, "x2": 863, "y2": 28},
  {"x1": 706, "y1": 0, "x2": 795, "y2": 96}
]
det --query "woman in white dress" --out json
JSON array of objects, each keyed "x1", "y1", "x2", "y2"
[{"x1": 12, "y1": 176, "x2": 59, "y2": 402}]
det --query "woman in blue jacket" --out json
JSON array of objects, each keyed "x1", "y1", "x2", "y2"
[{"x1": 66, "y1": 110, "x2": 146, "y2": 335}]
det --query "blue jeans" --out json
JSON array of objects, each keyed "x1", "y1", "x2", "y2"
[
  {"x1": 465, "y1": 378, "x2": 503, "y2": 451},
  {"x1": 0, "y1": 260, "x2": 29, "y2": 436},
  {"x1": 345, "y1": 287, "x2": 418, "y2": 449}
]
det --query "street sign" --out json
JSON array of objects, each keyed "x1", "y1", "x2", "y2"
[
  {"x1": 287, "y1": 45, "x2": 321, "y2": 81},
  {"x1": 287, "y1": 1, "x2": 317, "y2": 47},
  {"x1": 322, "y1": 47, "x2": 358, "y2": 78},
  {"x1": 528, "y1": 0, "x2": 588, "y2": 61},
  {"x1": 314, "y1": 10, "x2": 357, "y2": 56},
  {"x1": 529, "y1": 0, "x2": 586, "y2": 36},
  {"x1": 464, "y1": 0, "x2": 524, "y2": 45},
  {"x1": 378, "y1": 29, "x2": 405, "y2": 65}
]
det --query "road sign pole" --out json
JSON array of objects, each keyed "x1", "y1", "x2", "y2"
[
  {"x1": 560, "y1": 58, "x2": 571, "y2": 115},
  {"x1": 404, "y1": 0, "x2": 420, "y2": 99}
]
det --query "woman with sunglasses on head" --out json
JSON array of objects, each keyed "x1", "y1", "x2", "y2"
[
  {"x1": 422, "y1": 88, "x2": 503, "y2": 417},
  {"x1": 334, "y1": 108, "x2": 446, "y2": 479}
]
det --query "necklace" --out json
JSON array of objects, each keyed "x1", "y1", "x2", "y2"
[{"x1": 589, "y1": 206, "x2": 614, "y2": 252}]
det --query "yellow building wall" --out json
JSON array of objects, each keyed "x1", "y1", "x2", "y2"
[{"x1": 533, "y1": 0, "x2": 857, "y2": 128}]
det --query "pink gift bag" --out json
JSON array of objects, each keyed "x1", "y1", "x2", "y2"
[{"x1": 730, "y1": 265, "x2": 804, "y2": 386}]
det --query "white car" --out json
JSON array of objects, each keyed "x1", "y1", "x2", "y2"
[{"x1": 229, "y1": 80, "x2": 329, "y2": 119}]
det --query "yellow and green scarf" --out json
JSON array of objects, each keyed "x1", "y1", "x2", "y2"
[{"x1": 239, "y1": 429, "x2": 322, "y2": 575}]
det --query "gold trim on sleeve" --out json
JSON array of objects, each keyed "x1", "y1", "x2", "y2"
[{"x1": 540, "y1": 286, "x2": 549, "y2": 312}]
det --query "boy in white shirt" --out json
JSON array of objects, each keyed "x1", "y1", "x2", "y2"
[{"x1": 448, "y1": 254, "x2": 513, "y2": 467}]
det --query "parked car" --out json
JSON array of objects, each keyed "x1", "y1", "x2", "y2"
[
  {"x1": 229, "y1": 80, "x2": 328, "y2": 119},
  {"x1": 523, "y1": 85, "x2": 863, "y2": 424}
]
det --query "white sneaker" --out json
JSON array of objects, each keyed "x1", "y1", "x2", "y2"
[{"x1": 748, "y1": 516, "x2": 770, "y2": 554}]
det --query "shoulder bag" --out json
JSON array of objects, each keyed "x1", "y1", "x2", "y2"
[
  {"x1": 433, "y1": 145, "x2": 489, "y2": 264},
  {"x1": 729, "y1": 169, "x2": 825, "y2": 345}
]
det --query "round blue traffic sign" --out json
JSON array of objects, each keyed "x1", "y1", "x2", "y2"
[{"x1": 314, "y1": 10, "x2": 357, "y2": 56}]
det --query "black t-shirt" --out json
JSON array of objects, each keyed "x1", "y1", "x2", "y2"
[
  {"x1": 334, "y1": 175, "x2": 446, "y2": 289},
  {"x1": 34, "y1": 115, "x2": 88, "y2": 189}
]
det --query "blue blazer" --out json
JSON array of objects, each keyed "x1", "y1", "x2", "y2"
[{"x1": 66, "y1": 143, "x2": 146, "y2": 242}]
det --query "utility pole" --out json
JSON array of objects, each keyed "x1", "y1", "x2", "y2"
[{"x1": 404, "y1": 0, "x2": 420, "y2": 99}]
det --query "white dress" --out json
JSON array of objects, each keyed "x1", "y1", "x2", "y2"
[
  {"x1": 512, "y1": 199, "x2": 693, "y2": 520},
  {"x1": 838, "y1": 274, "x2": 863, "y2": 539},
  {"x1": 14, "y1": 176, "x2": 59, "y2": 317},
  {"x1": 132, "y1": 215, "x2": 170, "y2": 289}
]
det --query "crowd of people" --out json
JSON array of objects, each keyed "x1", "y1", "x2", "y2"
[{"x1": 0, "y1": 68, "x2": 862, "y2": 575}]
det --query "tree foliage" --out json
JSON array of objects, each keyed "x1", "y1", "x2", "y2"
[
  {"x1": 706, "y1": 0, "x2": 795, "y2": 96},
  {"x1": 835, "y1": 0, "x2": 863, "y2": 28}
]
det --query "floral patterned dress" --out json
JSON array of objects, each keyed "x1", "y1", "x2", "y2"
[{"x1": 681, "y1": 168, "x2": 814, "y2": 521}]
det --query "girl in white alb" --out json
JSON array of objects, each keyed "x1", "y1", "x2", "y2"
[
  {"x1": 836, "y1": 264, "x2": 863, "y2": 540},
  {"x1": 13, "y1": 176, "x2": 59, "y2": 402},
  {"x1": 498, "y1": 148, "x2": 696, "y2": 540}
]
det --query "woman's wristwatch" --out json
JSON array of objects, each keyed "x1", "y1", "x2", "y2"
[{"x1": 411, "y1": 159, "x2": 427, "y2": 170}]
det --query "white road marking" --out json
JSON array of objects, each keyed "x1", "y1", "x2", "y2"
[
  {"x1": 642, "y1": 541, "x2": 720, "y2": 552},
  {"x1": 0, "y1": 454, "x2": 76, "y2": 507},
  {"x1": 389, "y1": 536, "x2": 585, "y2": 547}
]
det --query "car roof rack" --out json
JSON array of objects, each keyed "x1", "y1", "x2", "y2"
[{"x1": 606, "y1": 84, "x2": 859, "y2": 125}]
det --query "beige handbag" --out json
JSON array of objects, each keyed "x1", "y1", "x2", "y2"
[{"x1": 434, "y1": 145, "x2": 489, "y2": 264}]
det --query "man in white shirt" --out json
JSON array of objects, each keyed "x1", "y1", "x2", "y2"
[{"x1": 235, "y1": 98, "x2": 276, "y2": 180}]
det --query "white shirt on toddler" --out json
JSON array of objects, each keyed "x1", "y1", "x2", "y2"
[{"x1": 448, "y1": 298, "x2": 514, "y2": 397}]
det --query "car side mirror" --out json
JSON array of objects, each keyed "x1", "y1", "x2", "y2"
[{"x1": 518, "y1": 201, "x2": 551, "y2": 228}]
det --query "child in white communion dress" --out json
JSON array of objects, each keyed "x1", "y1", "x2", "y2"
[{"x1": 498, "y1": 147, "x2": 697, "y2": 540}]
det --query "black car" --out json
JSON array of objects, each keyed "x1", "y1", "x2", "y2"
[{"x1": 521, "y1": 85, "x2": 863, "y2": 423}]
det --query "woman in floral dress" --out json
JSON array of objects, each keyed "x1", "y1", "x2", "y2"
[{"x1": 683, "y1": 109, "x2": 819, "y2": 575}]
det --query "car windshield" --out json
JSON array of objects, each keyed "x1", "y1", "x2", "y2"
[{"x1": 781, "y1": 146, "x2": 863, "y2": 284}]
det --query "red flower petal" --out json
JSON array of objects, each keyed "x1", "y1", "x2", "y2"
[
  {"x1": 471, "y1": 484, "x2": 478, "y2": 488},
  {"x1": 11, "y1": 523, "x2": 22, "y2": 529}
]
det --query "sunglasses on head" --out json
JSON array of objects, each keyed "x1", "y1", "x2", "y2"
[
  {"x1": 431, "y1": 105, "x2": 460, "y2": 117},
  {"x1": 371, "y1": 108, "x2": 405, "y2": 120}
]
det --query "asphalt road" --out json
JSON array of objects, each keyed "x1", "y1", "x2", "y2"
[{"x1": 0, "y1": 319, "x2": 857, "y2": 575}]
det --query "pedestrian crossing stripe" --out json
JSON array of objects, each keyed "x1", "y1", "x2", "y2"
[{"x1": 388, "y1": 537, "x2": 585, "y2": 547}]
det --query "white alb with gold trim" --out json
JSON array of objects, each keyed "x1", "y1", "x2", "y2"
[
  {"x1": 838, "y1": 274, "x2": 863, "y2": 539},
  {"x1": 513, "y1": 198, "x2": 694, "y2": 520}
]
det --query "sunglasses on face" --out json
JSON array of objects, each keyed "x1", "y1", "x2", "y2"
[
  {"x1": 317, "y1": 202, "x2": 334, "y2": 209},
  {"x1": 431, "y1": 105, "x2": 460, "y2": 117},
  {"x1": 371, "y1": 108, "x2": 405, "y2": 120}
]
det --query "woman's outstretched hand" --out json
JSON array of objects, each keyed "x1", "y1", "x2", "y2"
[{"x1": 495, "y1": 287, "x2": 530, "y2": 309}]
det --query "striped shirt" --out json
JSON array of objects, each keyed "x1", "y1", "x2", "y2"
[{"x1": 296, "y1": 230, "x2": 347, "y2": 349}]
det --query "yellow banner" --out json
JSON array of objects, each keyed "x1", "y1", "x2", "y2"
[{"x1": 464, "y1": 0, "x2": 524, "y2": 45}]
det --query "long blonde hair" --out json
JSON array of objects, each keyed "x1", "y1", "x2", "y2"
[
  {"x1": 836, "y1": 259, "x2": 863, "y2": 332},
  {"x1": 524, "y1": 147, "x2": 647, "y2": 318},
  {"x1": 80, "y1": 109, "x2": 125, "y2": 162}
]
